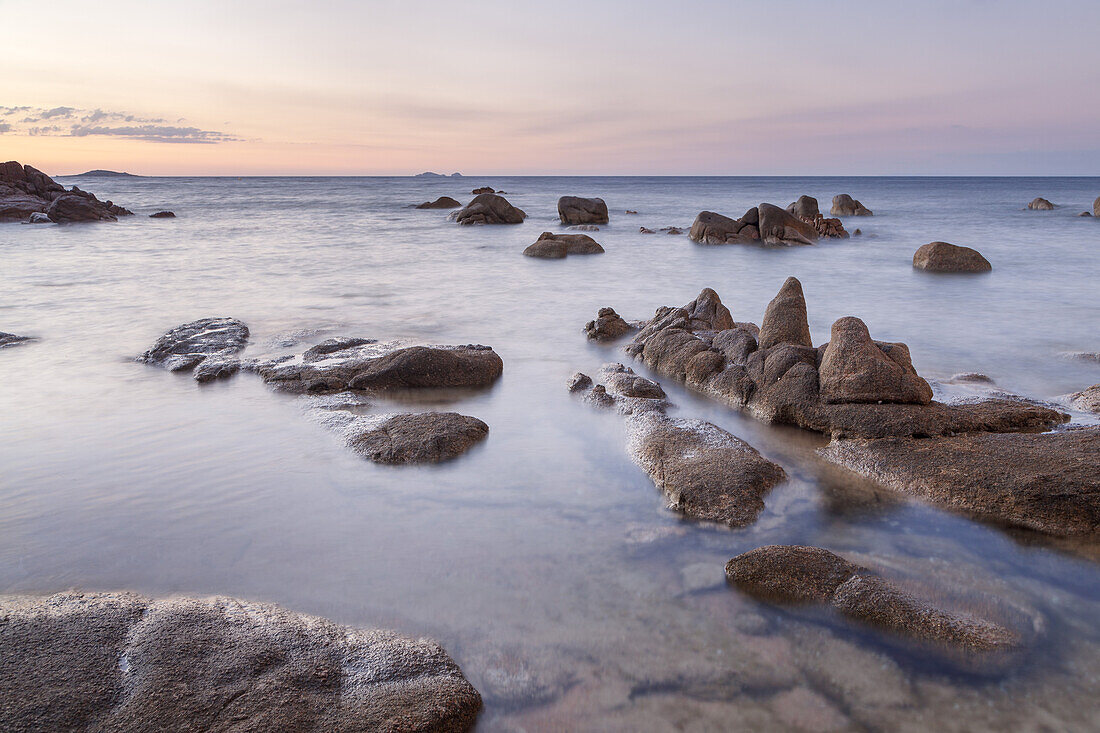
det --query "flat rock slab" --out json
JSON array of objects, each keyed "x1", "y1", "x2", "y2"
[
  {"x1": 820, "y1": 427, "x2": 1100, "y2": 536},
  {"x1": 0, "y1": 591, "x2": 481, "y2": 732},
  {"x1": 348, "y1": 412, "x2": 489, "y2": 464},
  {"x1": 629, "y1": 414, "x2": 787, "y2": 527},
  {"x1": 258, "y1": 342, "x2": 503, "y2": 393},
  {"x1": 140, "y1": 317, "x2": 250, "y2": 373}
]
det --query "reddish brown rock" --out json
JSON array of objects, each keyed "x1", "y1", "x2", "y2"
[
  {"x1": 818, "y1": 317, "x2": 933, "y2": 405},
  {"x1": 757, "y1": 276, "x2": 812, "y2": 349},
  {"x1": 584, "y1": 307, "x2": 635, "y2": 341},
  {"x1": 558, "y1": 196, "x2": 609, "y2": 225},
  {"x1": 450, "y1": 193, "x2": 526, "y2": 225},
  {"x1": 830, "y1": 194, "x2": 873, "y2": 216},
  {"x1": 523, "y1": 232, "x2": 603, "y2": 259},
  {"x1": 416, "y1": 196, "x2": 461, "y2": 209},
  {"x1": 913, "y1": 242, "x2": 992, "y2": 273}
]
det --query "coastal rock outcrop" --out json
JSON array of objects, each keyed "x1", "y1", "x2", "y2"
[
  {"x1": 558, "y1": 196, "x2": 609, "y2": 225},
  {"x1": 523, "y1": 231, "x2": 604, "y2": 258},
  {"x1": 820, "y1": 427, "x2": 1100, "y2": 536},
  {"x1": 1027, "y1": 197, "x2": 1055, "y2": 210},
  {"x1": 726, "y1": 545, "x2": 1020, "y2": 654},
  {"x1": 0, "y1": 332, "x2": 35, "y2": 348},
  {"x1": 616, "y1": 281, "x2": 1065, "y2": 438},
  {"x1": 140, "y1": 317, "x2": 250, "y2": 374},
  {"x1": 1069, "y1": 384, "x2": 1100, "y2": 414},
  {"x1": 348, "y1": 412, "x2": 489, "y2": 464},
  {"x1": 913, "y1": 242, "x2": 992, "y2": 273},
  {"x1": 689, "y1": 204, "x2": 842, "y2": 246},
  {"x1": 450, "y1": 193, "x2": 526, "y2": 225},
  {"x1": 584, "y1": 307, "x2": 635, "y2": 341},
  {"x1": 258, "y1": 342, "x2": 504, "y2": 393},
  {"x1": 416, "y1": 196, "x2": 462, "y2": 209},
  {"x1": 830, "y1": 194, "x2": 873, "y2": 216},
  {"x1": 0, "y1": 591, "x2": 482, "y2": 732},
  {"x1": 1, "y1": 161, "x2": 134, "y2": 223}
]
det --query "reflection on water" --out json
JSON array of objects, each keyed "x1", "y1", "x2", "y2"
[{"x1": 2, "y1": 176, "x2": 1100, "y2": 730}]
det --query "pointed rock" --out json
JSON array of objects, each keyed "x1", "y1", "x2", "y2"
[
  {"x1": 819, "y1": 317, "x2": 932, "y2": 404},
  {"x1": 758, "y1": 277, "x2": 812, "y2": 349},
  {"x1": 685, "y1": 288, "x2": 734, "y2": 331}
]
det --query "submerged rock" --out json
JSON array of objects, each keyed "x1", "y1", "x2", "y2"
[
  {"x1": 471, "y1": 186, "x2": 495, "y2": 195},
  {"x1": 450, "y1": 193, "x2": 526, "y2": 225},
  {"x1": 0, "y1": 591, "x2": 481, "y2": 732},
  {"x1": 568, "y1": 224, "x2": 600, "y2": 231},
  {"x1": 830, "y1": 194, "x2": 873, "y2": 216},
  {"x1": 348, "y1": 412, "x2": 489, "y2": 464},
  {"x1": 726, "y1": 545, "x2": 1019, "y2": 654},
  {"x1": 1027, "y1": 197, "x2": 1055, "y2": 210},
  {"x1": 584, "y1": 307, "x2": 635, "y2": 341},
  {"x1": 0, "y1": 332, "x2": 35, "y2": 348},
  {"x1": 140, "y1": 317, "x2": 250, "y2": 373},
  {"x1": 416, "y1": 196, "x2": 462, "y2": 209},
  {"x1": 259, "y1": 342, "x2": 504, "y2": 393},
  {"x1": 149, "y1": 210, "x2": 176, "y2": 218},
  {"x1": 912, "y1": 241, "x2": 991, "y2": 273},
  {"x1": 820, "y1": 427, "x2": 1100, "y2": 536},
  {"x1": 523, "y1": 231, "x2": 604, "y2": 258},
  {"x1": 557, "y1": 196, "x2": 609, "y2": 225}
]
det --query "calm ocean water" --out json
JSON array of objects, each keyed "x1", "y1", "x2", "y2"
[{"x1": 3, "y1": 175, "x2": 1100, "y2": 730}]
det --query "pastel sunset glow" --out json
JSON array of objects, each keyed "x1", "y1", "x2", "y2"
[{"x1": 3, "y1": 0, "x2": 1099, "y2": 175}]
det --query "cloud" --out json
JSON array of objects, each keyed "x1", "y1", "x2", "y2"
[{"x1": 2, "y1": 105, "x2": 236, "y2": 144}]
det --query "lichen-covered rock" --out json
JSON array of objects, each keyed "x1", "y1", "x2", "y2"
[
  {"x1": 1027, "y1": 197, "x2": 1055, "y2": 210},
  {"x1": 557, "y1": 196, "x2": 608, "y2": 225},
  {"x1": 523, "y1": 232, "x2": 603, "y2": 258},
  {"x1": 348, "y1": 412, "x2": 489, "y2": 464},
  {"x1": 913, "y1": 242, "x2": 992, "y2": 273},
  {"x1": 450, "y1": 193, "x2": 526, "y2": 225},
  {"x1": 820, "y1": 427, "x2": 1100, "y2": 536},
  {"x1": 259, "y1": 342, "x2": 503, "y2": 393},
  {"x1": 584, "y1": 307, "x2": 634, "y2": 341},
  {"x1": 416, "y1": 196, "x2": 461, "y2": 209},
  {"x1": 830, "y1": 194, "x2": 873, "y2": 216},
  {"x1": 0, "y1": 591, "x2": 482, "y2": 732},
  {"x1": 140, "y1": 317, "x2": 250, "y2": 373}
]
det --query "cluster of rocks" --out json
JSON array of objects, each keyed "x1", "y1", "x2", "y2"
[
  {"x1": 0, "y1": 592, "x2": 481, "y2": 732},
  {"x1": 569, "y1": 364, "x2": 787, "y2": 526},
  {"x1": 726, "y1": 546, "x2": 1022, "y2": 659},
  {"x1": 912, "y1": 241, "x2": 992, "y2": 273},
  {"x1": 523, "y1": 231, "x2": 604, "y2": 259},
  {"x1": 688, "y1": 202, "x2": 842, "y2": 246},
  {"x1": 139, "y1": 320, "x2": 502, "y2": 464},
  {"x1": 558, "y1": 196, "x2": 608, "y2": 225},
  {"x1": 785, "y1": 195, "x2": 849, "y2": 238},
  {"x1": 1, "y1": 160, "x2": 133, "y2": 223},
  {"x1": 448, "y1": 193, "x2": 526, "y2": 225},
  {"x1": 830, "y1": 194, "x2": 873, "y2": 216}
]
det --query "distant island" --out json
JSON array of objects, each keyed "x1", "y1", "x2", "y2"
[
  {"x1": 414, "y1": 171, "x2": 462, "y2": 178},
  {"x1": 70, "y1": 170, "x2": 141, "y2": 177}
]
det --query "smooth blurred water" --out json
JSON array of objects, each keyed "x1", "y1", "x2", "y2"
[{"x1": 2, "y1": 176, "x2": 1100, "y2": 731}]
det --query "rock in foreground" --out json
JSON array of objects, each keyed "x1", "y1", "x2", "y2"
[
  {"x1": 912, "y1": 242, "x2": 992, "y2": 273},
  {"x1": 140, "y1": 317, "x2": 250, "y2": 374},
  {"x1": 416, "y1": 196, "x2": 461, "y2": 209},
  {"x1": 0, "y1": 591, "x2": 481, "y2": 732},
  {"x1": 523, "y1": 232, "x2": 604, "y2": 258},
  {"x1": 348, "y1": 412, "x2": 489, "y2": 464},
  {"x1": 830, "y1": 194, "x2": 873, "y2": 216},
  {"x1": 558, "y1": 196, "x2": 608, "y2": 225},
  {"x1": 820, "y1": 427, "x2": 1100, "y2": 536},
  {"x1": 450, "y1": 194, "x2": 526, "y2": 225},
  {"x1": 727, "y1": 545, "x2": 1020, "y2": 655}
]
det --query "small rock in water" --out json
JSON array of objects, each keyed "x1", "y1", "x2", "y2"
[
  {"x1": 415, "y1": 196, "x2": 461, "y2": 209},
  {"x1": 139, "y1": 317, "x2": 250, "y2": 373},
  {"x1": 523, "y1": 231, "x2": 603, "y2": 259},
  {"x1": 450, "y1": 193, "x2": 526, "y2": 225},
  {"x1": 584, "y1": 307, "x2": 635, "y2": 341},
  {"x1": 912, "y1": 241, "x2": 991, "y2": 272},
  {"x1": 567, "y1": 372, "x2": 593, "y2": 392},
  {"x1": 948, "y1": 372, "x2": 995, "y2": 384},
  {"x1": 149, "y1": 210, "x2": 176, "y2": 218},
  {"x1": 567, "y1": 224, "x2": 600, "y2": 231},
  {"x1": 26, "y1": 212, "x2": 51, "y2": 224},
  {"x1": 1027, "y1": 197, "x2": 1055, "y2": 210},
  {"x1": 0, "y1": 332, "x2": 35, "y2": 348},
  {"x1": 558, "y1": 196, "x2": 609, "y2": 225},
  {"x1": 830, "y1": 193, "x2": 873, "y2": 216},
  {"x1": 639, "y1": 226, "x2": 655, "y2": 234},
  {"x1": 624, "y1": 209, "x2": 638, "y2": 214},
  {"x1": 1077, "y1": 211, "x2": 1092, "y2": 217},
  {"x1": 348, "y1": 412, "x2": 489, "y2": 464}
]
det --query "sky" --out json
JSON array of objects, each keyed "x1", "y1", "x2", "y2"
[{"x1": 2, "y1": 0, "x2": 1099, "y2": 176}]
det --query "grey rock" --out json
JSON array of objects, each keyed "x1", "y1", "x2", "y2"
[
  {"x1": 140, "y1": 317, "x2": 250, "y2": 372},
  {"x1": 347, "y1": 412, "x2": 489, "y2": 464}
]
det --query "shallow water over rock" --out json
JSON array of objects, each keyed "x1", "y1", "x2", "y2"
[{"x1": 2, "y1": 174, "x2": 1100, "y2": 730}]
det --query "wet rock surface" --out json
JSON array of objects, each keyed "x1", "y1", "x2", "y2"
[
  {"x1": 0, "y1": 591, "x2": 482, "y2": 732},
  {"x1": 913, "y1": 241, "x2": 992, "y2": 272},
  {"x1": 584, "y1": 307, "x2": 635, "y2": 341},
  {"x1": 820, "y1": 427, "x2": 1100, "y2": 536},
  {"x1": 0, "y1": 332, "x2": 35, "y2": 348},
  {"x1": 727, "y1": 545, "x2": 1020, "y2": 655},
  {"x1": 348, "y1": 412, "x2": 489, "y2": 464},
  {"x1": 557, "y1": 196, "x2": 609, "y2": 225},
  {"x1": 617, "y1": 280, "x2": 1064, "y2": 439},
  {"x1": 1068, "y1": 384, "x2": 1100, "y2": 414},
  {"x1": 450, "y1": 193, "x2": 526, "y2": 225},
  {"x1": 523, "y1": 231, "x2": 604, "y2": 258},
  {"x1": 416, "y1": 196, "x2": 462, "y2": 209},
  {"x1": 830, "y1": 194, "x2": 873, "y2": 216},
  {"x1": 258, "y1": 342, "x2": 503, "y2": 393},
  {"x1": 140, "y1": 317, "x2": 250, "y2": 374}
]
